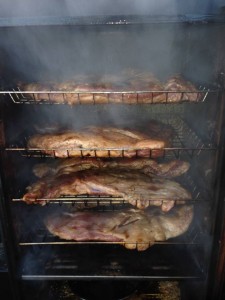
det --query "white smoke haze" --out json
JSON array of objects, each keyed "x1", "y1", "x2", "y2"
[
  {"x1": 0, "y1": 0, "x2": 222, "y2": 17},
  {"x1": 0, "y1": 1, "x2": 220, "y2": 171},
  {"x1": 0, "y1": 1, "x2": 221, "y2": 85},
  {"x1": 0, "y1": 0, "x2": 220, "y2": 86},
  {"x1": 0, "y1": 23, "x2": 218, "y2": 86}
]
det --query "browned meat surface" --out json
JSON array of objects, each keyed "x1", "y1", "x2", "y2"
[
  {"x1": 18, "y1": 71, "x2": 165, "y2": 104},
  {"x1": 33, "y1": 158, "x2": 190, "y2": 179},
  {"x1": 45, "y1": 205, "x2": 194, "y2": 251},
  {"x1": 18, "y1": 79, "x2": 114, "y2": 105},
  {"x1": 165, "y1": 75, "x2": 200, "y2": 102},
  {"x1": 23, "y1": 170, "x2": 191, "y2": 211},
  {"x1": 27, "y1": 126, "x2": 168, "y2": 158},
  {"x1": 18, "y1": 72, "x2": 200, "y2": 104},
  {"x1": 119, "y1": 70, "x2": 166, "y2": 103}
]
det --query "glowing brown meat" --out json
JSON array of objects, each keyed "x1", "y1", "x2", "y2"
[
  {"x1": 45, "y1": 205, "x2": 194, "y2": 251},
  {"x1": 23, "y1": 170, "x2": 192, "y2": 211},
  {"x1": 18, "y1": 72, "x2": 165, "y2": 104},
  {"x1": 165, "y1": 75, "x2": 200, "y2": 102},
  {"x1": 27, "y1": 126, "x2": 168, "y2": 158},
  {"x1": 18, "y1": 72, "x2": 200, "y2": 104},
  {"x1": 18, "y1": 80, "x2": 113, "y2": 104}
]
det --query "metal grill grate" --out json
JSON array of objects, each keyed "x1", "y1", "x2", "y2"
[
  {"x1": 5, "y1": 117, "x2": 217, "y2": 159},
  {"x1": 20, "y1": 243, "x2": 204, "y2": 280},
  {"x1": 12, "y1": 171, "x2": 203, "y2": 207},
  {"x1": 18, "y1": 201, "x2": 200, "y2": 247},
  {"x1": 3, "y1": 88, "x2": 212, "y2": 105}
]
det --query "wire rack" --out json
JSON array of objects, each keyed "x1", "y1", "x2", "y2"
[
  {"x1": 18, "y1": 204, "x2": 200, "y2": 248},
  {"x1": 18, "y1": 211, "x2": 201, "y2": 247},
  {"x1": 5, "y1": 116, "x2": 216, "y2": 159},
  {"x1": 20, "y1": 242, "x2": 204, "y2": 279},
  {"x1": 13, "y1": 165, "x2": 207, "y2": 250},
  {"x1": 18, "y1": 229, "x2": 200, "y2": 247},
  {"x1": 3, "y1": 87, "x2": 214, "y2": 105},
  {"x1": 12, "y1": 170, "x2": 202, "y2": 208},
  {"x1": 12, "y1": 197, "x2": 197, "y2": 207}
]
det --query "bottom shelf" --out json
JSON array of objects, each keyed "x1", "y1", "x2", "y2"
[
  {"x1": 48, "y1": 280, "x2": 181, "y2": 300},
  {"x1": 20, "y1": 244, "x2": 204, "y2": 280},
  {"x1": 21, "y1": 279, "x2": 206, "y2": 300}
]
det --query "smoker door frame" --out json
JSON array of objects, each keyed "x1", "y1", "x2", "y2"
[
  {"x1": 0, "y1": 108, "x2": 22, "y2": 300},
  {"x1": 0, "y1": 166, "x2": 22, "y2": 300},
  {"x1": 206, "y1": 25, "x2": 225, "y2": 299},
  {"x1": 206, "y1": 95, "x2": 225, "y2": 300}
]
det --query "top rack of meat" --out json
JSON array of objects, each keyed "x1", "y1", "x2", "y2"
[{"x1": 5, "y1": 72, "x2": 215, "y2": 105}]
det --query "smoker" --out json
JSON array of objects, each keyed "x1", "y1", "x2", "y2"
[{"x1": 0, "y1": 2, "x2": 225, "y2": 300}]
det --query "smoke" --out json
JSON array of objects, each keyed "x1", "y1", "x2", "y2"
[
  {"x1": 0, "y1": 22, "x2": 218, "y2": 86},
  {"x1": 0, "y1": 0, "x2": 222, "y2": 18},
  {"x1": 0, "y1": 0, "x2": 221, "y2": 281},
  {"x1": 0, "y1": 1, "x2": 220, "y2": 84}
]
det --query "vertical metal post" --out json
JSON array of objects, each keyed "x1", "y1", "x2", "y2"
[{"x1": 0, "y1": 102, "x2": 22, "y2": 300}]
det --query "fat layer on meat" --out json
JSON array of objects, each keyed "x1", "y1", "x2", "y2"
[
  {"x1": 45, "y1": 205, "x2": 194, "y2": 251},
  {"x1": 33, "y1": 158, "x2": 190, "y2": 179}
]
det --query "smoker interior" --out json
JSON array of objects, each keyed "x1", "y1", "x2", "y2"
[
  {"x1": 20, "y1": 279, "x2": 184, "y2": 300},
  {"x1": 0, "y1": 21, "x2": 224, "y2": 299}
]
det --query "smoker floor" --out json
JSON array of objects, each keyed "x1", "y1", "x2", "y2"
[
  {"x1": 22, "y1": 279, "x2": 183, "y2": 300},
  {"x1": 53, "y1": 280, "x2": 181, "y2": 300},
  {"x1": 20, "y1": 244, "x2": 204, "y2": 280}
]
